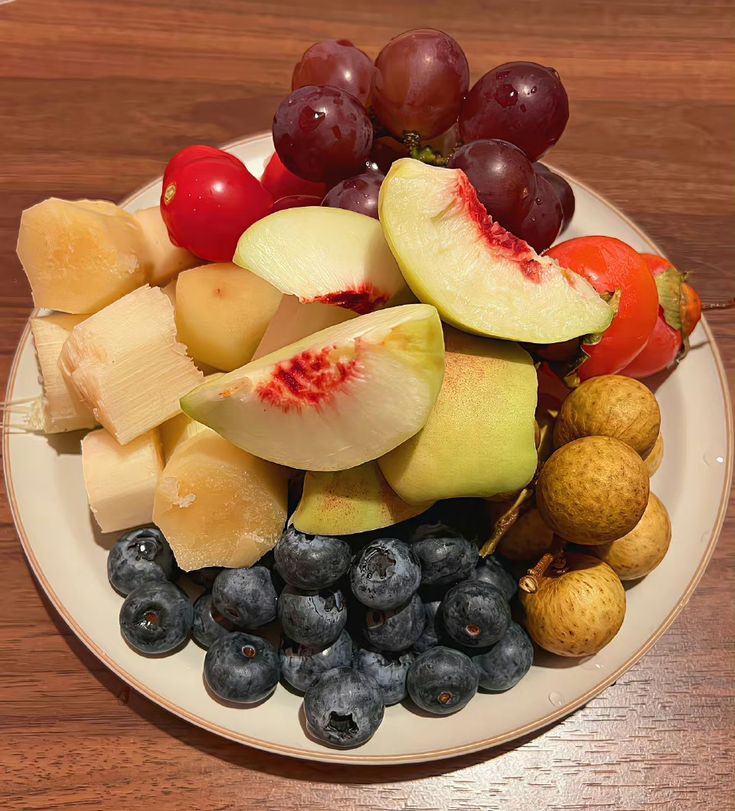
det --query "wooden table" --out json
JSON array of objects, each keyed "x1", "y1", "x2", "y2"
[{"x1": 1, "y1": 1, "x2": 733, "y2": 808}]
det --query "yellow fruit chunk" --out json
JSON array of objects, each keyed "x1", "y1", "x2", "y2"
[
  {"x1": 293, "y1": 461, "x2": 433, "y2": 535},
  {"x1": 175, "y1": 263, "x2": 282, "y2": 371},
  {"x1": 153, "y1": 431, "x2": 289, "y2": 571},
  {"x1": 132, "y1": 206, "x2": 199, "y2": 286},
  {"x1": 29, "y1": 313, "x2": 96, "y2": 433},
  {"x1": 17, "y1": 198, "x2": 150, "y2": 313},
  {"x1": 60, "y1": 285, "x2": 203, "y2": 444},
  {"x1": 159, "y1": 374, "x2": 223, "y2": 461},
  {"x1": 82, "y1": 427, "x2": 163, "y2": 533}
]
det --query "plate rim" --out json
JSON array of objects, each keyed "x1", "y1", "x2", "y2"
[{"x1": 4, "y1": 131, "x2": 733, "y2": 765}]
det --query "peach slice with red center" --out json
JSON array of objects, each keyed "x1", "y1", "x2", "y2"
[
  {"x1": 233, "y1": 206, "x2": 408, "y2": 314},
  {"x1": 379, "y1": 159, "x2": 613, "y2": 343},
  {"x1": 181, "y1": 304, "x2": 445, "y2": 471}
]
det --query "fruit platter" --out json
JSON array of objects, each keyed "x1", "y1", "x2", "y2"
[{"x1": 3, "y1": 30, "x2": 732, "y2": 763}]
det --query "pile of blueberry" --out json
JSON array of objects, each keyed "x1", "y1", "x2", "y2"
[{"x1": 108, "y1": 521, "x2": 533, "y2": 749}]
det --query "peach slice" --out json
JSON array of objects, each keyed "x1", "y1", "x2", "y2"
[
  {"x1": 379, "y1": 159, "x2": 613, "y2": 343},
  {"x1": 233, "y1": 206, "x2": 408, "y2": 314},
  {"x1": 181, "y1": 304, "x2": 445, "y2": 471}
]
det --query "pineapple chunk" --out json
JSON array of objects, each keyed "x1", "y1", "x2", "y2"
[
  {"x1": 29, "y1": 314, "x2": 96, "y2": 433},
  {"x1": 175, "y1": 263, "x2": 282, "y2": 371},
  {"x1": 60, "y1": 285, "x2": 203, "y2": 444},
  {"x1": 82, "y1": 427, "x2": 163, "y2": 533},
  {"x1": 133, "y1": 206, "x2": 199, "y2": 286},
  {"x1": 153, "y1": 431, "x2": 288, "y2": 570},
  {"x1": 17, "y1": 198, "x2": 151, "y2": 313}
]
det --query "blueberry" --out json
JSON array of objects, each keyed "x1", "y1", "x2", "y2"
[
  {"x1": 363, "y1": 593, "x2": 425, "y2": 652},
  {"x1": 212, "y1": 566, "x2": 277, "y2": 629},
  {"x1": 407, "y1": 646, "x2": 479, "y2": 715},
  {"x1": 409, "y1": 522, "x2": 477, "y2": 586},
  {"x1": 350, "y1": 538, "x2": 421, "y2": 609},
  {"x1": 274, "y1": 527, "x2": 351, "y2": 590},
  {"x1": 278, "y1": 586, "x2": 347, "y2": 647},
  {"x1": 470, "y1": 556, "x2": 517, "y2": 600},
  {"x1": 472, "y1": 623, "x2": 534, "y2": 691},
  {"x1": 354, "y1": 648, "x2": 415, "y2": 705},
  {"x1": 204, "y1": 632, "x2": 279, "y2": 704},
  {"x1": 304, "y1": 667, "x2": 384, "y2": 748},
  {"x1": 107, "y1": 527, "x2": 175, "y2": 596},
  {"x1": 279, "y1": 630, "x2": 353, "y2": 693},
  {"x1": 192, "y1": 592, "x2": 235, "y2": 649},
  {"x1": 187, "y1": 567, "x2": 223, "y2": 589},
  {"x1": 440, "y1": 580, "x2": 511, "y2": 647},
  {"x1": 119, "y1": 582, "x2": 193, "y2": 655},
  {"x1": 413, "y1": 600, "x2": 442, "y2": 653}
]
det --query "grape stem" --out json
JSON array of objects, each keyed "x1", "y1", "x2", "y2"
[{"x1": 702, "y1": 298, "x2": 735, "y2": 311}]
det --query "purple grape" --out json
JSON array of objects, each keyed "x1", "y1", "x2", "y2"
[
  {"x1": 273, "y1": 86, "x2": 373, "y2": 183},
  {"x1": 534, "y1": 162, "x2": 575, "y2": 231},
  {"x1": 292, "y1": 39, "x2": 375, "y2": 106},
  {"x1": 373, "y1": 29, "x2": 469, "y2": 139},
  {"x1": 459, "y1": 62, "x2": 569, "y2": 161},
  {"x1": 513, "y1": 174, "x2": 563, "y2": 252},
  {"x1": 322, "y1": 170, "x2": 384, "y2": 219},
  {"x1": 449, "y1": 139, "x2": 536, "y2": 231}
]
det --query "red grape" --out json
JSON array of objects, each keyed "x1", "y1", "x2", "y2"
[
  {"x1": 448, "y1": 139, "x2": 536, "y2": 230},
  {"x1": 372, "y1": 29, "x2": 469, "y2": 139},
  {"x1": 273, "y1": 86, "x2": 373, "y2": 183},
  {"x1": 292, "y1": 39, "x2": 375, "y2": 106},
  {"x1": 161, "y1": 152, "x2": 273, "y2": 262},
  {"x1": 367, "y1": 136, "x2": 410, "y2": 173},
  {"x1": 261, "y1": 152, "x2": 326, "y2": 198},
  {"x1": 512, "y1": 174, "x2": 563, "y2": 252},
  {"x1": 271, "y1": 194, "x2": 323, "y2": 212},
  {"x1": 321, "y1": 171, "x2": 384, "y2": 219},
  {"x1": 534, "y1": 162, "x2": 575, "y2": 231},
  {"x1": 459, "y1": 62, "x2": 569, "y2": 161}
]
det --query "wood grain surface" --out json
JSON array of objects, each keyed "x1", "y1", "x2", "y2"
[{"x1": 1, "y1": 1, "x2": 733, "y2": 809}]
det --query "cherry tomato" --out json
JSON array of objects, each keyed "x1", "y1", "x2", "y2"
[
  {"x1": 621, "y1": 253, "x2": 700, "y2": 378},
  {"x1": 161, "y1": 149, "x2": 273, "y2": 262},
  {"x1": 546, "y1": 236, "x2": 658, "y2": 379},
  {"x1": 270, "y1": 194, "x2": 323, "y2": 212},
  {"x1": 261, "y1": 152, "x2": 327, "y2": 200},
  {"x1": 163, "y1": 145, "x2": 240, "y2": 183}
]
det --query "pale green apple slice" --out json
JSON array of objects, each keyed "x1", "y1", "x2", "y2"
[
  {"x1": 181, "y1": 304, "x2": 444, "y2": 472},
  {"x1": 292, "y1": 461, "x2": 433, "y2": 535},
  {"x1": 234, "y1": 206, "x2": 408, "y2": 314},
  {"x1": 379, "y1": 159, "x2": 613, "y2": 343},
  {"x1": 379, "y1": 327, "x2": 538, "y2": 503}
]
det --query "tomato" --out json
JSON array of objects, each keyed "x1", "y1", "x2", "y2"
[
  {"x1": 270, "y1": 194, "x2": 323, "y2": 212},
  {"x1": 261, "y1": 152, "x2": 327, "y2": 200},
  {"x1": 161, "y1": 148, "x2": 273, "y2": 262},
  {"x1": 546, "y1": 236, "x2": 658, "y2": 379},
  {"x1": 621, "y1": 253, "x2": 702, "y2": 378}
]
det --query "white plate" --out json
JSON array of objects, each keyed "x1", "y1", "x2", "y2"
[{"x1": 4, "y1": 133, "x2": 732, "y2": 764}]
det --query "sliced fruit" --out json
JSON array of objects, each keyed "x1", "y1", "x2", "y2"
[
  {"x1": 379, "y1": 327, "x2": 537, "y2": 502},
  {"x1": 252, "y1": 295, "x2": 357, "y2": 360},
  {"x1": 132, "y1": 205, "x2": 199, "y2": 285},
  {"x1": 29, "y1": 314, "x2": 96, "y2": 433},
  {"x1": 161, "y1": 279, "x2": 177, "y2": 308},
  {"x1": 16, "y1": 198, "x2": 150, "y2": 313},
  {"x1": 379, "y1": 159, "x2": 613, "y2": 342},
  {"x1": 174, "y1": 263, "x2": 282, "y2": 371},
  {"x1": 82, "y1": 427, "x2": 163, "y2": 533},
  {"x1": 234, "y1": 206, "x2": 408, "y2": 314},
  {"x1": 292, "y1": 461, "x2": 433, "y2": 535},
  {"x1": 153, "y1": 430, "x2": 288, "y2": 570},
  {"x1": 182, "y1": 303, "x2": 445, "y2": 471},
  {"x1": 60, "y1": 285, "x2": 203, "y2": 444}
]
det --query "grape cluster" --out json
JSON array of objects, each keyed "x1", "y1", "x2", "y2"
[{"x1": 271, "y1": 29, "x2": 576, "y2": 249}]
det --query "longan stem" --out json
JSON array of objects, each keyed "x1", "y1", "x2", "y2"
[
  {"x1": 519, "y1": 553, "x2": 555, "y2": 594},
  {"x1": 479, "y1": 487, "x2": 532, "y2": 558}
]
